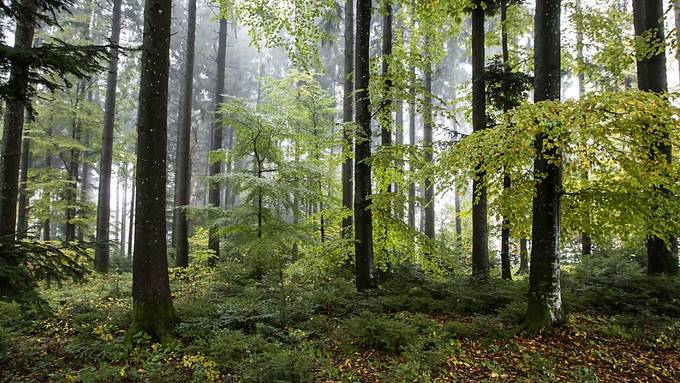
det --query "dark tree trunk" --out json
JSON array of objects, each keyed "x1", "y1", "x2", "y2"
[
  {"x1": 95, "y1": 0, "x2": 122, "y2": 272},
  {"x1": 575, "y1": 0, "x2": 592, "y2": 256},
  {"x1": 525, "y1": 0, "x2": 565, "y2": 331},
  {"x1": 407, "y1": 66, "x2": 416, "y2": 229},
  {"x1": 423, "y1": 51, "x2": 435, "y2": 240},
  {"x1": 65, "y1": 80, "x2": 85, "y2": 243},
  {"x1": 129, "y1": 0, "x2": 176, "y2": 341},
  {"x1": 380, "y1": 1, "x2": 392, "y2": 161},
  {"x1": 42, "y1": 125, "x2": 53, "y2": 241},
  {"x1": 499, "y1": 1, "x2": 512, "y2": 280},
  {"x1": 173, "y1": 0, "x2": 197, "y2": 268},
  {"x1": 633, "y1": 0, "x2": 678, "y2": 275},
  {"x1": 471, "y1": 5, "x2": 489, "y2": 280},
  {"x1": 342, "y1": 0, "x2": 354, "y2": 239},
  {"x1": 208, "y1": 16, "x2": 228, "y2": 266},
  {"x1": 354, "y1": 0, "x2": 375, "y2": 291},
  {"x1": 0, "y1": 0, "x2": 36, "y2": 241},
  {"x1": 395, "y1": 99, "x2": 404, "y2": 220},
  {"x1": 17, "y1": 109, "x2": 33, "y2": 239}
]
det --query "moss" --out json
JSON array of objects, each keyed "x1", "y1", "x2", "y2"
[
  {"x1": 522, "y1": 298, "x2": 566, "y2": 333},
  {"x1": 127, "y1": 299, "x2": 177, "y2": 343}
]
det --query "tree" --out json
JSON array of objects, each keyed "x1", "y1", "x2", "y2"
[
  {"x1": 470, "y1": 1, "x2": 489, "y2": 280},
  {"x1": 0, "y1": 0, "x2": 37, "y2": 242},
  {"x1": 173, "y1": 0, "x2": 197, "y2": 268},
  {"x1": 94, "y1": 0, "x2": 123, "y2": 273},
  {"x1": 524, "y1": 0, "x2": 565, "y2": 331},
  {"x1": 423, "y1": 42, "x2": 435, "y2": 240},
  {"x1": 208, "y1": 15, "x2": 228, "y2": 266},
  {"x1": 354, "y1": 0, "x2": 375, "y2": 291},
  {"x1": 407, "y1": 64, "x2": 416, "y2": 229},
  {"x1": 129, "y1": 0, "x2": 176, "y2": 341},
  {"x1": 633, "y1": 0, "x2": 678, "y2": 275},
  {"x1": 17, "y1": 109, "x2": 33, "y2": 239},
  {"x1": 342, "y1": 0, "x2": 353, "y2": 240}
]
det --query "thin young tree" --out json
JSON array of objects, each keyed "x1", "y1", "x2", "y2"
[
  {"x1": 354, "y1": 0, "x2": 376, "y2": 291},
  {"x1": 173, "y1": 0, "x2": 197, "y2": 268},
  {"x1": 633, "y1": 0, "x2": 678, "y2": 275},
  {"x1": 524, "y1": 0, "x2": 565, "y2": 331},
  {"x1": 208, "y1": 15, "x2": 228, "y2": 265},
  {"x1": 95, "y1": 0, "x2": 123, "y2": 272},
  {"x1": 17, "y1": 109, "x2": 33, "y2": 239},
  {"x1": 129, "y1": 0, "x2": 176, "y2": 340},
  {"x1": 423, "y1": 41, "x2": 435, "y2": 240}
]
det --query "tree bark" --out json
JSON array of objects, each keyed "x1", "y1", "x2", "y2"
[
  {"x1": 500, "y1": 1, "x2": 512, "y2": 280},
  {"x1": 65, "y1": 82, "x2": 84, "y2": 243},
  {"x1": 517, "y1": 238, "x2": 529, "y2": 274},
  {"x1": 575, "y1": 0, "x2": 592, "y2": 257},
  {"x1": 423, "y1": 47, "x2": 435, "y2": 240},
  {"x1": 354, "y1": 0, "x2": 375, "y2": 291},
  {"x1": 0, "y1": 0, "x2": 36, "y2": 241},
  {"x1": 208, "y1": 16, "x2": 228, "y2": 266},
  {"x1": 17, "y1": 109, "x2": 33, "y2": 239},
  {"x1": 127, "y1": 176, "x2": 135, "y2": 258},
  {"x1": 407, "y1": 66, "x2": 417, "y2": 229},
  {"x1": 525, "y1": 0, "x2": 565, "y2": 331},
  {"x1": 471, "y1": 5, "x2": 489, "y2": 280},
  {"x1": 95, "y1": 0, "x2": 122, "y2": 272},
  {"x1": 633, "y1": 0, "x2": 678, "y2": 275},
  {"x1": 173, "y1": 0, "x2": 197, "y2": 268},
  {"x1": 342, "y1": 0, "x2": 354, "y2": 239},
  {"x1": 129, "y1": 0, "x2": 176, "y2": 341}
]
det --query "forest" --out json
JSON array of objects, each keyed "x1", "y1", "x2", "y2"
[{"x1": 1, "y1": 0, "x2": 680, "y2": 381}]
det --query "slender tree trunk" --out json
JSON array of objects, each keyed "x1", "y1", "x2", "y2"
[
  {"x1": 17, "y1": 109, "x2": 33, "y2": 239},
  {"x1": 407, "y1": 66, "x2": 417, "y2": 229},
  {"x1": 78, "y1": 129, "x2": 90, "y2": 242},
  {"x1": 454, "y1": 181, "x2": 462, "y2": 244},
  {"x1": 518, "y1": 238, "x2": 529, "y2": 274},
  {"x1": 208, "y1": 16, "x2": 228, "y2": 266},
  {"x1": 127, "y1": 176, "x2": 135, "y2": 258},
  {"x1": 95, "y1": 0, "x2": 122, "y2": 272},
  {"x1": 120, "y1": 168, "x2": 127, "y2": 257},
  {"x1": 342, "y1": 0, "x2": 354, "y2": 239},
  {"x1": 42, "y1": 125, "x2": 53, "y2": 241},
  {"x1": 634, "y1": 0, "x2": 678, "y2": 275},
  {"x1": 471, "y1": 5, "x2": 489, "y2": 280},
  {"x1": 65, "y1": 82, "x2": 85, "y2": 243},
  {"x1": 173, "y1": 0, "x2": 197, "y2": 268},
  {"x1": 499, "y1": 1, "x2": 513, "y2": 280},
  {"x1": 0, "y1": 0, "x2": 36, "y2": 242},
  {"x1": 354, "y1": 0, "x2": 376, "y2": 291},
  {"x1": 423, "y1": 44, "x2": 435, "y2": 240},
  {"x1": 129, "y1": 0, "x2": 176, "y2": 341},
  {"x1": 575, "y1": 0, "x2": 592, "y2": 257},
  {"x1": 525, "y1": 0, "x2": 565, "y2": 331}
]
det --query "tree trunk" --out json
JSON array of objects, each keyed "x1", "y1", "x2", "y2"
[
  {"x1": 633, "y1": 0, "x2": 678, "y2": 275},
  {"x1": 42, "y1": 124, "x2": 53, "y2": 241},
  {"x1": 525, "y1": 0, "x2": 565, "y2": 331},
  {"x1": 0, "y1": 0, "x2": 36, "y2": 241},
  {"x1": 17, "y1": 109, "x2": 33, "y2": 239},
  {"x1": 129, "y1": 0, "x2": 176, "y2": 341},
  {"x1": 471, "y1": 5, "x2": 489, "y2": 280},
  {"x1": 78, "y1": 129, "x2": 90, "y2": 242},
  {"x1": 173, "y1": 0, "x2": 197, "y2": 268},
  {"x1": 95, "y1": 0, "x2": 122, "y2": 272},
  {"x1": 423, "y1": 46, "x2": 435, "y2": 240},
  {"x1": 575, "y1": 0, "x2": 592, "y2": 257},
  {"x1": 407, "y1": 66, "x2": 417, "y2": 229},
  {"x1": 354, "y1": 0, "x2": 375, "y2": 291},
  {"x1": 454, "y1": 181, "x2": 462, "y2": 244},
  {"x1": 517, "y1": 238, "x2": 529, "y2": 274},
  {"x1": 208, "y1": 16, "x2": 228, "y2": 266},
  {"x1": 499, "y1": 1, "x2": 512, "y2": 280},
  {"x1": 342, "y1": 0, "x2": 354, "y2": 240},
  {"x1": 128, "y1": 176, "x2": 135, "y2": 258},
  {"x1": 120, "y1": 168, "x2": 127, "y2": 257}
]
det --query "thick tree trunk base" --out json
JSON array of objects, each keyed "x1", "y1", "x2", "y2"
[
  {"x1": 128, "y1": 300, "x2": 177, "y2": 343},
  {"x1": 522, "y1": 295, "x2": 565, "y2": 333}
]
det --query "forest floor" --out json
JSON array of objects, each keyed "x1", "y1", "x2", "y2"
[{"x1": 1, "y1": 254, "x2": 680, "y2": 382}]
